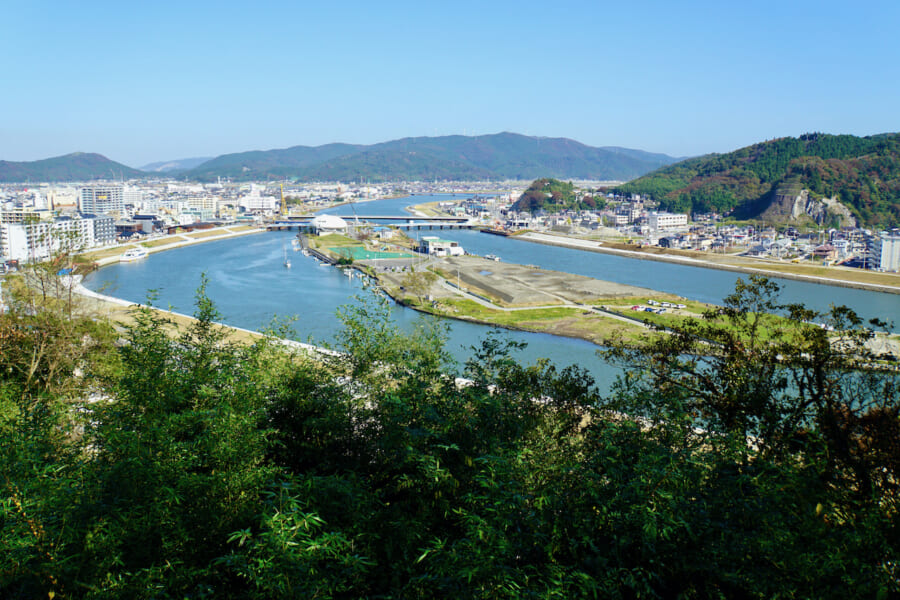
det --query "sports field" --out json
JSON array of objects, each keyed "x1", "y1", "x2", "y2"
[{"x1": 327, "y1": 247, "x2": 413, "y2": 260}]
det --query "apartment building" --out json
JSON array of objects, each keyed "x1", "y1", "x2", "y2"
[
  {"x1": 647, "y1": 211, "x2": 688, "y2": 231},
  {"x1": 1, "y1": 215, "x2": 113, "y2": 262},
  {"x1": 874, "y1": 229, "x2": 900, "y2": 272},
  {"x1": 80, "y1": 185, "x2": 124, "y2": 216}
]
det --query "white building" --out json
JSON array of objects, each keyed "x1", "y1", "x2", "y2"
[
  {"x1": 123, "y1": 185, "x2": 143, "y2": 206},
  {"x1": 648, "y1": 211, "x2": 688, "y2": 232},
  {"x1": 308, "y1": 214, "x2": 348, "y2": 235},
  {"x1": 187, "y1": 196, "x2": 220, "y2": 214},
  {"x1": 1, "y1": 215, "x2": 114, "y2": 262},
  {"x1": 239, "y1": 190, "x2": 278, "y2": 213},
  {"x1": 419, "y1": 236, "x2": 464, "y2": 256},
  {"x1": 80, "y1": 185, "x2": 124, "y2": 216},
  {"x1": 874, "y1": 229, "x2": 900, "y2": 272}
]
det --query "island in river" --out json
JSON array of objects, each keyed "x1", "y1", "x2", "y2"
[
  {"x1": 310, "y1": 234, "x2": 728, "y2": 347},
  {"x1": 308, "y1": 232, "x2": 900, "y2": 359}
]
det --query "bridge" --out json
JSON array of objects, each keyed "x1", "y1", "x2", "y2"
[
  {"x1": 348, "y1": 215, "x2": 469, "y2": 222},
  {"x1": 266, "y1": 215, "x2": 479, "y2": 231}
]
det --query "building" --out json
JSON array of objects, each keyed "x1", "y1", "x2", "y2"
[
  {"x1": 308, "y1": 214, "x2": 348, "y2": 235},
  {"x1": 82, "y1": 213, "x2": 116, "y2": 246},
  {"x1": 187, "y1": 196, "x2": 220, "y2": 215},
  {"x1": 239, "y1": 187, "x2": 278, "y2": 213},
  {"x1": 874, "y1": 229, "x2": 900, "y2": 272},
  {"x1": 80, "y1": 185, "x2": 124, "y2": 216},
  {"x1": 648, "y1": 211, "x2": 688, "y2": 232},
  {"x1": 0, "y1": 221, "x2": 53, "y2": 261},
  {"x1": 1, "y1": 215, "x2": 113, "y2": 262},
  {"x1": 418, "y1": 236, "x2": 464, "y2": 256}
]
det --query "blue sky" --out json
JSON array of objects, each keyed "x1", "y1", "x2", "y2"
[{"x1": 2, "y1": 0, "x2": 898, "y2": 167}]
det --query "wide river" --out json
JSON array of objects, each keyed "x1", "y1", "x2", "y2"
[{"x1": 84, "y1": 195, "x2": 899, "y2": 392}]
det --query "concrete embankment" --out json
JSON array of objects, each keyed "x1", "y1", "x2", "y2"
[
  {"x1": 74, "y1": 281, "x2": 333, "y2": 356},
  {"x1": 76, "y1": 225, "x2": 333, "y2": 356},
  {"x1": 89, "y1": 226, "x2": 266, "y2": 266},
  {"x1": 519, "y1": 232, "x2": 900, "y2": 296}
]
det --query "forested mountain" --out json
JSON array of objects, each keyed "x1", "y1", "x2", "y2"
[
  {"x1": 182, "y1": 133, "x2": 679, "y2": 182},
  {"x1": 617, "y1": 133, "x2": 900, "y2": 227},
  {"x1": 185, "y1": 143, "x2": 365, "y2": 180},
  {"x1": 0, "y1": 134, "x2": 678, "y2": 184},
  {"x1": 0, "y1": 152, "x2": 145, "y2": 182}
]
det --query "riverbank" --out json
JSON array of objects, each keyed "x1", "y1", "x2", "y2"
[
  {"x1": 518, "y1": 232, "x2": 900, "y2": 295},
  {"x1": 367, "y1": 254, "x2": 689, "y2": 347},
  {"x1": 81, "y1": 225, "x2": 266, "y2": 266},
  {"x1": 364, "y1": 251, "x2": 900, "y2": 360},
  {"x1": 72, "y1": 278, "x2": 332, "y2": 358}
]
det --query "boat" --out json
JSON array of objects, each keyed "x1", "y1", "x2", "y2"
[
  {"x1": 283, "y1": 245, "x2": 291, "y2": 269},
  {"x1": 119, "y1": 248, "x2": 149, "y2": 262},
  {"x1": 485, "y1": 254, "x2": 501, "y2": 261}
]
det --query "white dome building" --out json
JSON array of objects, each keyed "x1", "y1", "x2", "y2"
[{"x1": 309, "y1": 214, "x2": 348, "y2": 235}]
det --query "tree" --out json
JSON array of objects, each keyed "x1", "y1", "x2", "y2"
[
  {"x1": 602, "y1": 275, "x2": 899, "y2": 594},
  {"x1": 2, "y1": 275, "x2": 898, "y2": 597},
  {"x1": 401, "y1": 269, "x2": 437, "y2": 303}
]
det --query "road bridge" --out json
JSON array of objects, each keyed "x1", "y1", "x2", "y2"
[{"x1": 266, "y1": 217, "x2": 479, "y2": 231}]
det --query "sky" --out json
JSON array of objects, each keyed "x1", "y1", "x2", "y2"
[{"x1": 2, "y1": 0, "x2": 898, "y2": 168}]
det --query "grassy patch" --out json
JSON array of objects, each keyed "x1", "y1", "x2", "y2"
[
  {"x1": 312, "y1": 234, "x2": 360, "y2": 247},
  {"x1": 186, "y1": 230, "x2": 224, "y2": 239},
  {"x1": 80, "y1": 247, "x2": 133, "y2": 260},
  {"x1": 418, "y1": 297, "x2": 650, "y2": 345},
  {"x1": 142, "y1": 238, "x2": 181, "y2": 248}
]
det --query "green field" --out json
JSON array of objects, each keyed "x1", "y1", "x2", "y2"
[{"x1": 328, "y1": 247, "x2": 413, "y2": 260}]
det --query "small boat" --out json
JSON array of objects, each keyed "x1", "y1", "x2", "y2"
[
  {"x1": 119, "y1": 248, "x2": 149, "y2": 262},
  {"x1": 283, "y1": 245, "x2": 291, "y2": 269},
  {"x1": 485, "y1": 254, "x2": 500, "y2": 261}
]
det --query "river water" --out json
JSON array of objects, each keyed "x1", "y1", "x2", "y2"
[{"x1": 83, "y1": 194, "x2": 899, "y2": 392}]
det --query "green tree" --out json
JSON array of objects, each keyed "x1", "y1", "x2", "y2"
[{"x1": 402, "y1": 269, "x2": 438, "y2": 303}]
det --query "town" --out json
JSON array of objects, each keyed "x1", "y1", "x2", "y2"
[{"x1": 1, "y1": 179, "x2": 898, "y2": 274}]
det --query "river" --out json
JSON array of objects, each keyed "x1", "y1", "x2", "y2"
[{"x1": 83, "y1": 194, "x2": 899, "y2": 392}]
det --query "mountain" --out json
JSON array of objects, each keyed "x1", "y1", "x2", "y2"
[
  {"x1": 186, "y1": 143, "x2": 365, "y2": 180},
  {"x1": 0, "y1": 152, "x2": 145, "y2": 183},
  {"x1": 617, "y1": 133, "x2": 900, "y2": 228},
  {"x1": 182, "y1": 133, "x2": 679, "y2": 182},
  {"x1": 141, "y1": 157, "x2": 213, "y2": 173}
]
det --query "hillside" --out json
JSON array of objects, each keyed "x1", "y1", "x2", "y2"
[
  {"x1": 0, "y1": 152, "x2": 145, "y2": 182},
  {"x1": 182, "y1": 133, "x2": 679, "y2": 182},
  {"x1": 617, "y1": 133, "x2": 900, "y2": 228},
  {"x1": 512, "y1": 178, "x2": 606, "y2": 213}
]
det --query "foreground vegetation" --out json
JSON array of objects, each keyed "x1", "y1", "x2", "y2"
[{"x1": 1, "y1": 275, "x2": 898, "y2": 598}]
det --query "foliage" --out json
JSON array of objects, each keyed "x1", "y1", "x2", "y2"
[
  {"x1": 513, "y1": 178, "x2": 600, "y2": 214},
  {"x1": 401, "y1": 269, "x2": 437, "y2": 302},
  {"x1": 1, "y1": 277, "x2": 898, "y2": 597},
  {"x1": 618, "y1": 132, "x2": 900, "y2": 226}
]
